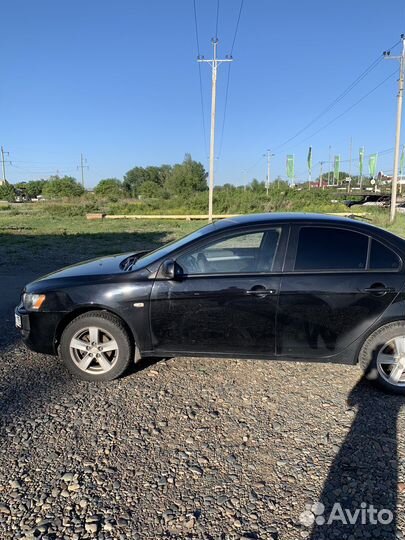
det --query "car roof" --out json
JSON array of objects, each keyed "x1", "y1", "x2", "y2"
[{"x1": 213, "y1": 212, "x2": 404, "y2": 246}]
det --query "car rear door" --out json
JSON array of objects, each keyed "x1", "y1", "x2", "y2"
[
  {"x1": 276, "y1": 224, "x2": 404, "y2": 359},
  {"x1": 150, "y1": 225, "x2": 288, "y2": 356}
]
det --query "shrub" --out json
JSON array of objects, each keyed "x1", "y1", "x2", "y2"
[
  {"x1": 42, "y1": 176, "x2": 84, "y2": 199},
  {"x1": 0, "y1": 183, "x2": 16, "y2": 202}
]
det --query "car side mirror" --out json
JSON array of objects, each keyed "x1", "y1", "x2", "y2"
[{"x1": 161, "y1": 259, "x2": 183, "y2": 280}]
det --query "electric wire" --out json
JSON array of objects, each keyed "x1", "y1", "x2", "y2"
[
  {"x1": 193, "y1": 0, "x2": 209, "y2": 157},
  {"x1": 217, "y1": 62, "x2": 231, "y2": 158},
  {"x1": 230, "y1": 0, "x2": 244, "y2": 55},
  {"x1": 293, "y1": 70, "x2": 397, "y2": 148},
  {"x1": 273, "y1": 39, "x2": 402, "y2": 152},
  {"x1": 217, "y1": 0, "x2": 244, "y2": 158}
]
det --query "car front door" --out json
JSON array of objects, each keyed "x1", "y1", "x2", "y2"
[
  {"x1": 149, "y1": 226, "x2": 287, "y2": 356},
  {"x1": 277, "y1": 225, "x2": 404, "y2": 359}
]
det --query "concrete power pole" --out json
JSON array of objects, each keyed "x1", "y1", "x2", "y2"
[
  {"x1": 327, "y1": 145, "x2": 332, "y2": 186},
  {"x1": 1, "y1": 147, "x2": 10, "y2": 184},
  {"x1": 263, "y1": 149, "x2": 274, "y2": 195},
  {"x1": 319, "y1": 161, "x2": 325, "y2": 188},
  {"x1": 385, "y1": 35, "x2": 405, "y2": 223},
  {"x1": 198, "y1": 39, "x2": 233, "y2": 222}
]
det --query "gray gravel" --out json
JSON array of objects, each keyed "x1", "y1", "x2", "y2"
[{"x1": 1, "y1": 269, "x2": 405, "y2": 539}]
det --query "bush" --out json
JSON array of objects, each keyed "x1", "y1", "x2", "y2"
[
  {"x1": 0, "y1": 183, "x2": 16, "y2": 202},
  {"x1": 94, "y1": 178, "x2": 125, "y2": 200},
  {"x1": 42, "y1": 176, "x2": 84, "y2": 199}
]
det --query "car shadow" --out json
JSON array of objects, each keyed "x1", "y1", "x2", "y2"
[{"x1": 307, "y1": 371, "x2": 403, "y2": 539}]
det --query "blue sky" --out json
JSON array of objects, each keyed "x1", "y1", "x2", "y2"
[{"x1": 1, "y1": 0, "x2": 405, "y2": 187}]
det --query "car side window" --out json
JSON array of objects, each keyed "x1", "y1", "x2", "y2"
[
  {"x1": 369, "y1": 239, "x2": 401, "y2": 270},
  {"x1": 177, "y1": 229, "x2": 281, "y2": 274},
  {"x1": 295, "y1": 227, "x2": 368, "y2": 271}
]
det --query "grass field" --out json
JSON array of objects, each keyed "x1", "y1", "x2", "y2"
[{"x1": 0, "y1": 203, "x2": 403, "y2": 270}]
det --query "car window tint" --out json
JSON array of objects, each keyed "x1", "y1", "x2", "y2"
[
  {"x1": 177, "y1": 229, "x2": 280, "y2": 274},
  {"x1": 212, "y1": 232, "x2": 264, "y2": 249},
  {"x1": 295, "y1": 227, "x2": 368, "y2": 270},
  {"x1": 369, "y1": 240, "x2": 400, "y2": 269}
]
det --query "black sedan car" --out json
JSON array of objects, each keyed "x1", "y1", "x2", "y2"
[{"x1": 15, "y1": 213, "x2": 405, "y2": 394}]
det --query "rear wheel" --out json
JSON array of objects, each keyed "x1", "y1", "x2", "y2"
[
  {"x1": 359, "y1": 321, "x2": 405, "y2": 395},
  {"x1": 60, "y1": 311, "x2": 133, "y2": 381}
]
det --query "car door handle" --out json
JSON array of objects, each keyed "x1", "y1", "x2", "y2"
[
  {"x1": 246, "y1": 287, "x2": 277, "y2": 296},
  {"x1": 363, "y1": 285, "x2": 395, "y2": 295}
]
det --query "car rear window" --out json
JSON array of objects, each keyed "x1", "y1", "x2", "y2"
[
  {"x1": 369, "y1": 239, "x2": 400, "y2": 270},
  {"x1": 295, "y1": 227, "x2": 368, "y2": 270}
]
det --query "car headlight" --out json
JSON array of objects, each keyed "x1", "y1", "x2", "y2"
[{"x1": 23, "y1": 293, "x2": 46, "y2": 310}]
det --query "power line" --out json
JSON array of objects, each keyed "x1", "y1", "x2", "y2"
[
  {"x1": 230, "y1": 0, "x2": 244, "y2": 55},
  {"x1": 292, "y1": 70, "x2": 397, "y2": 148},
  {"x1": 273, "y1": 39, "x2": 402, "y2": 152},
  {"x1": 217, "y1": 62, "x2": 231, "y2": 158},
  {"x1": 217, "y1": 0, "x2": 244, "y2": 158},
  {"x1": 198, "y1": 65, "x2": 209, "y2": 157},
  {"x1": 193, "y1": 0, "x2": 209, "y2": 157},
  {"x1": 192, "y1": 0, "x2": 201, "y2": 55}
]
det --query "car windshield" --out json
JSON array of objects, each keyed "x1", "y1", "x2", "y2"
[{"x1": 132, "y1": 222, "x2": 217, "y2": 270}]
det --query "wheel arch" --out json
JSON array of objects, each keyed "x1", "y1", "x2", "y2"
[
  {"x1": 354, "y1": 315, "x2": 405, "y2": 364},
  {"x1": 54, "y1": 305, "x2": 139, "y2": 353}
]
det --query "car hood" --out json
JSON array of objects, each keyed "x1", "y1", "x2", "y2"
[{"x1": 35, "y1": 251, "x2": 147, "y2": 281}]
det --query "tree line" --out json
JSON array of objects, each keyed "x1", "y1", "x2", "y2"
[{"x1": 0, "y1": 154, "x2": 208, "y2": 202}]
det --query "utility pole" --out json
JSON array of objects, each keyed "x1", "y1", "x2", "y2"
[
  {"x1": 198, "y1": 39, "x2": 233, "y2": 222},
  {"x1": 385, "y1": 35, "x2": 405, "y2": 222},
  {"x1": 327, "y1": 145, "x2": 332, "y2": 186},
  {"x1": 319, "y1": 161, "x2": 325, "y2": 188},
  {"x1": 1, "y1": 147, "x2": 11, "y2": 184},
  {"x1": 349, "y1": 136, "x2": 353, "y2": 178},
  {"x1": 78, "y1": 153, "x2": 89, "y2": 188},
  {"x1": 263, "y1": 149, "x2": 274, "y2": 195}
]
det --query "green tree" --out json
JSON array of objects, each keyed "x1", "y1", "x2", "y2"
[
  {"x1": 249, "y1": 179, "x2": 265, "y2": 192},
  {"x1": 123, "y1": 167, "x2": 149, "y2": 197},
  {"x1": 123, "y1": 165, "x2": 173, "y2": 197},
  {"x1": 165, "y1": 154, "x2": 207, "y2": 196},
  {"x1": 94, "y1": 178, "x2": 124, "y2": 199},
  {"x1": 42, "y1": 176, "x2": 84, "y2": 198},
  {"x1": 0, "y1": 183, "x2": 16, "y2": 202},
  {"x1": 139, "y1": 180, "x2": 163, "y2": 198}
]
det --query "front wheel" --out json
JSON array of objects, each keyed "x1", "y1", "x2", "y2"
[
  {"x1": 60, "y1": 311, "x2": 133, "y2": 381},
  {"x1": 359, "y1": 321, "x2": 405, "y2": 395}
]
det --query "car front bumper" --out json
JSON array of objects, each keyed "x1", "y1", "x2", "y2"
[{"x1": 14, "y1": 304, "x2": 63, "y2": 355}]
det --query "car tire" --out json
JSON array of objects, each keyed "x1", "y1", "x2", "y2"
[
  {"x1": 358, "y1": 321, "x2": 405, "y2": 395},
  {"x1": 60, "y1": 311, "x2": 133, "y2": 381}
]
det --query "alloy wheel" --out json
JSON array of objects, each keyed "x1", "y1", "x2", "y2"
[
  {"x1": 376, "y1": 336, "x2": 405, "y2": 387},
  {"x1": 69, "y1": 326, "x2": 119, "y2": 374}
]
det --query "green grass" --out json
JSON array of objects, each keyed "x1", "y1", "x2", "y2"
[{"x1": 0, "y1": 210, "x2": 201, "y2": 268}]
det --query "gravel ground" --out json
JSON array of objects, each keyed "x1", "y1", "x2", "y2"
[{"x1": 1, "y1": 265, "x2": 405, "y2": 539}]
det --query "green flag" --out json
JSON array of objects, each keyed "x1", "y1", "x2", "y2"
[
  {"x1": 307, "y1": 146, "x2": 312, "y2": 175},
  {"x1": 333, "y1": 155, "x2": 340, "y2": 181},
  {"x1": 369, "y1": 153, "x2": 378, "y2": 178},
  {"x1": 401, "y1": 146, "x2": 405, "y2": 177},
  {"x1": 286, "y1": 154, "x2": 294, "y2": 180},
  {"x1": 359, "y1": 147, "x2": 364, "y2": 176}
]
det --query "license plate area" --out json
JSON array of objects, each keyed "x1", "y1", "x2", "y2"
[{"x1": 15, "y1": 313, "x2": 22, "y2": 328}]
